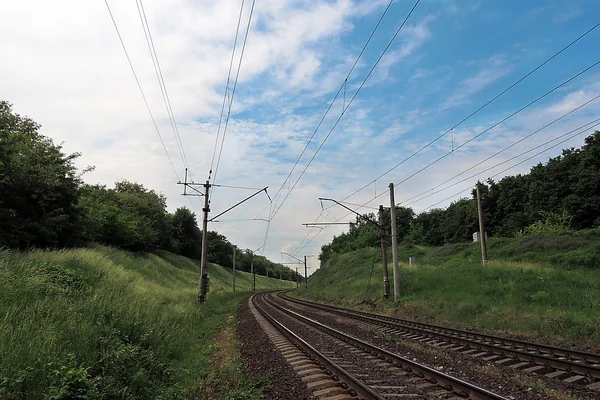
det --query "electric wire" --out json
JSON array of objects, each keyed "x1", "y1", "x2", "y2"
[
  {"x1": 403, "y1": 117, "x2": 600, "y2": 208},
  {"x1": 268, "y1": 0, "x2": 422, "y2": 223},
  {"x1": 104, "y1": 0, "x2": 179, "y2": 181},
  {"x1": 391, "y1": 58, "x2": 600, "y2": 190},
  {"x1": 418, "y1": 121, "x2": 600, "y2": 212},
  {"x1": 399, "y1": 93, "x2": 600, "y2": 206},
  {"x1": 211, "y1": 0, "x2": 257, "y2": 191},
  {"x1": 295, "y1": 103, "x2": 600, "y2": 253},
  {"x1": 209, "y1": 0, "x2": 245, "y2": 180},
  {"x1": 331, "y1": 21, "x2": 600, "y2": 208},
  {"x1": 266, "y1": 0, "x2": 396, "y2": 215},
  {"x1": 298, "y1": 22, "x2": 600, "y2": 247},
  {"x1": 136, "y1": 0, "x2": 190, "y2": 173}
]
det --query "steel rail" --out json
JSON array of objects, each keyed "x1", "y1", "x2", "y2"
[
  {"x1": 251, "y1": 294, "x2": 385, "y2": 400},
  {"x1": 280, "y1": 292, "x2": 600, "y2": 381},
  {"x1": 263, "y1": 293, "x2": 508, "y2": 400}
]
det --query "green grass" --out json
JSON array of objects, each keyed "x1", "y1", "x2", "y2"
[
  {"x1": 296, "y1": 230, "x2": 600, "y2": 349},
  {"x1": 0, "y1": 245, "x2": 289, "y2": 399}
]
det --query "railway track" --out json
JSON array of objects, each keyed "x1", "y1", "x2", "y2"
[
  {"x1": 279, "y1": 292, "x2": 600, "y2": 390},
  {"x1": 251, "y1": 292, "x2": 509, "y2": 399}
]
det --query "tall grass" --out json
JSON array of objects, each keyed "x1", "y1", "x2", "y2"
[
  {"x1": 299, "y1": 231, "x2": 600, "y2": 348},
  {"x1": 0, "y1": 245, "x2": 288, "y2": 399}
]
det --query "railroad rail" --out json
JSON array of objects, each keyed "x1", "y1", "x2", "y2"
[
  {"x1": 279, "y1": 292, "x2": 600, "y2": 389},
  {"x1": 251, "y1": 294, "x2": 384, "y2": 399},
  {"x1": 254, "y1": 292, "x2": 508, "y2": 399}
]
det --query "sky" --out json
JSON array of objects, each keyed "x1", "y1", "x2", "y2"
[{"x1": 2, "y1": 0, "x2": 600, "y2": 274}]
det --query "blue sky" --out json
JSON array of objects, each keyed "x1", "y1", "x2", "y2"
[{"x1": 1, "y1": 0, "x2": 599, "y2": 271}]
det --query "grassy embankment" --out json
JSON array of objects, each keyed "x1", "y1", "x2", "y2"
[
  {"x1": 0, "y1": 245, "x2": 290, "y2": 399},
  {"x1": 295, "y1": 229, "x2": 600, "y2": 349}
]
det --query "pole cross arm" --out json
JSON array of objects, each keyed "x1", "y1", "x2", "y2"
[
  {"x1": 209, "y1": 186, "x2": 269, "y2": 222},
  {"x1": 281, "y1": 252, "x2": 303, "y2": 263},
  {"x1": 318, "y1": 198, "x2": 380, "y2": 227}
]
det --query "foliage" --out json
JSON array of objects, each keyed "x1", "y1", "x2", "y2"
[
  {"x1": 517, "y1": 211, "x2": 572, "y2": 237},
  {"x1": 300, "y1": 230, "x2": 600, "y2": 348},
  {"x1": 0, "y1": 101, "x2": 297, "y2": 280},
  {"x1": 0, "y1": 246, "x2": 288, "y2": 399},
  {"x1": 320, "y1": 131, "x2": 600, "y2": 260},
  {"x1": 0, "y1": 101, "x2": 83, "y2": 249}
]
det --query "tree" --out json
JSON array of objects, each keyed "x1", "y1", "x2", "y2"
[
  {"x1": 0, "y1": 101, "x2": 82, "y2": 249},
  {"x1": 171, "y1": 207, "x2": 201, "y2": 259}
]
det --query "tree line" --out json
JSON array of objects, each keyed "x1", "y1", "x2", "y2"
[
  {"x1": 0, "y1": 101, "x2": 300, "y2": 281},
  {"x1": 320, "y1": 131, "x2": 600, "y2": 262}
]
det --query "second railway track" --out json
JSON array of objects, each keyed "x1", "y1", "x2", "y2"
[
  {"x1": 277, "y1": 291, "x2": 600, "y2": 391},
  {"x1": 252, "y1": 292, "x2": 509, "y2": 400}
]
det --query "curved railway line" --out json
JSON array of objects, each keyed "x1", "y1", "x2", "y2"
[
  {"x1": 251, "y1": 292, "x2": 510, "y2": 399},
  {"x1": 278, "y1": 292, "x2": 600, "y2": 391}
]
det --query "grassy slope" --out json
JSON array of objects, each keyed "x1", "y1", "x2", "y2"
[
  {"x1": 296, "y1": 229, "x2": 600, "y2": 349},
  {"x1": 0, "y1": 245, "x2": 289, "y2": 399}
]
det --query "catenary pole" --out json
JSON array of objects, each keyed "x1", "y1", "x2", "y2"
[
  {"x1": 232, "y1": 247, "x2": 236, "y2": 293},
  {"x1": 476, "y1": 182, "x2": 488, "y2": 265},
  {"x1": 198, "y1": 181, "x2": 211, "y2": 303},
  {"x1": 389, "y1": 183, "x2": 399, "y2": 301},
  {"x1": 379, "y1": 205, "x2": 390, "y2": 298},
  {"x1": 304, "y1": 256, "x2": 308, "y2": 289}
]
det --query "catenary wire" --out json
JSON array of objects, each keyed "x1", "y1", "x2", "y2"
[
  {"x1": 136, "y1": 0, "x2": 190, "y2": 174},
  {"x1": 327, "y1": 21, "x2": 600, "y2": 209},
  {"x1": 399, "y1": 92, "x2": 600, "y2": 205},
  {"x1": 211, "y1": 0, "x2": 257, "y2": 192},
  {"x1": 295, "y1": 105, "x2": 600, "y2": 253},
  {"x1": 391, "y1": 59, "x2": 600, "y2": 190},
  {"x1": 104, "y1": 0, "x2": 180, "y2": 181},
  {"x1": 266, "y1": 0, "x2": 396, "y2": 215},
  {"x1": 418, "y1": 122, "x2": 600, "y2": 212},
  {"x1": 404, "y1": 117, "x2": 600, "y2": 208},
  {"x1": 268, "y1": 0, "x2": 422, "y2": 223},
  {"x1": 209, "y1": 0, "x2": 246, "y2": 180}
]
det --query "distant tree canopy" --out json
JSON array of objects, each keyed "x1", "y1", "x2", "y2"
[
  {"x1": 0, "y1": 101, "x2": 298, "y2": 280},
  {"x1": 320, "y1": 131, "x2": 600, "y2": 262}
]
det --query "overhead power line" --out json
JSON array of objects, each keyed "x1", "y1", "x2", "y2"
[
  {"x1": 266, "y1": 0, "x2": 397, "y2": 215},
  {"x1": 418, "y1": 120, "x2": 600, "y2": 212},
  {"x1": 391, "y1": 58, "x2": 600, "y2": 190},
  {"x1": 209, "y1": 0, "x2": 246, "y2": 180},
  {"x1": 104, "y1": 0, "x2": 179, "y2": 181},
  {"x1": 211, "y1": 0, "x2": 257, "y2": 191},
  {"x1": 136, "y1": 0, "x2": 189, "y2": 173},
  {"x1": 404, "y1": 117, "x2": 600, "y2": 208},
  {"x1": 268, "y1": 0, "x2": 422, "y2": 222},
  {"x1": 295, "y1": 95, "x2": 600, "y2": 254},
  {"x1": 400, "y1": 92, "x2": 600, "y2": 206},
  {"x1": 297, "y1": 56, "x2": 600, "y2": 251},
  {"x1": 332, "y1": 21, "x2": 600, "y2": 207}
]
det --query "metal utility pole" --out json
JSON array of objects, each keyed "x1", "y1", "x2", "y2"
[
  {"x1": 232, "y1": 247, "x2": 236, "y2": 293},
  {"x1": 295, "y1": 267, "x2": 299, "y2": 288},
  {"x1": 378, "y1": 205, "x2": 390, "y2": 298},
  {"x1": 389, "y1": 183, "x2": 400, "y2": 301},
  {"x1": 313, "y1": 198, "x2": 389, "y2": 298},
  {"x1": 250, "y1": 246, "x2": 261, "y2": 292},
  {"x1": 198, "y1": 181, "x2": 211, "y2": 304},
  {"x1": 304, "y1": 256, "x2": 308, "y2": 289},
  {"x1": 476, "y1": 182, "x2": 488, "y2": 265}
]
